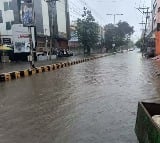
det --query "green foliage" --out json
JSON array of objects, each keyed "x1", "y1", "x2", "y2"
[
  {"x1": 76, "y1": 8, "x2": 99, "y2": 55},
  {"x1": 104, "y1": 21, "x2": 134, "y2": 51},
  {"x1": 117, "y1": 21, "x2": 134, "y2": 37},
  {"x1": 135, "y1": 38, "x2": 143, "y2": 48}
]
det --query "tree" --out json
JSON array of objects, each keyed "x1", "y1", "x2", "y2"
[
  {"x1": 76, "y1": 7, "x2": 99, "y2": 55},
  {"x1": 104, "y1": 24, "x2": 115, "y2": 52},
  {"x1": 135, "y1": 38, "x2": 143, "y2": 49},
  {"x1": 104, "y1": 21, "x2": 134, "y2": 51}
]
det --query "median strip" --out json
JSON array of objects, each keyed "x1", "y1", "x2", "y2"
[{"x1": 0, "y1": 54, "x2": 108, "y2": 82}]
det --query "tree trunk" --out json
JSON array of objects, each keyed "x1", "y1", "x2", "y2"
[{"x1": 87, "y1": 45, "x2": 91, "y2": 55}]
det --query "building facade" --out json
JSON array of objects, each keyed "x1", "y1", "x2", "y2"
[
  {"x1": 0, "y1": 0, "x2": 70, "y2": 54},
  {"x1": 152, "y1": 0, "x2": 160, "y2": 55},
  {"x1": 0, "y1": 0, "x2": 15, "y2": 44},
  {"x1": 56, "y1": 0, "x2": 70, "y2": 49},
  {"x1": 146, "y1": 0, "x2": 160, "y2": 55}
]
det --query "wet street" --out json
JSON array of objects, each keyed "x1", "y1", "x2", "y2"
[{"x1": 0, "y1": 50, "x2": 160, "y2": 143}]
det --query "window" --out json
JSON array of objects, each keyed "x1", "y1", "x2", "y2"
[
  {"x1": 9, "y1": 2, "x2": 12, "y2": 10},
  {"x1": 6, "y1": 22, "x2": 11, "y2": 30},
  {"x1": 4, "y1": 2, "x2": 9, "y2": 11},
  {"x1": 4, "y1": 2, "x2": 12, "y2": 11},
  {"x1": 25, "y1": 0, "x2": 32, "y2": 3},
  {"x1": 0, "y1": 10, "x2": 3, "y2": 23}
]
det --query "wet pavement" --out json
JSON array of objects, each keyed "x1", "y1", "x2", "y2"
[
  {"x1": 0, "y1": 54, "x2": 108, "y2": 74},
  {"x1": 0, "y1": 55, "x2": 91, "y2": 74},
  {"x1": 0, "y1": 50, "x2": 160, "y2": 143}
]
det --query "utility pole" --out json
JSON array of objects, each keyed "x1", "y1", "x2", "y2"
[
  {"x1": 28, "y1": 27, "x2": 35, "y2": 68},
  {"x1": 44, "y1": 28, "x2": 48, "y2": 59},
  {"x1": 144, "y1": 7, "x2": 150, "y2": 51},
  {"x1": 65, "y1": 0, "x2": 70, "y2": 41},
  {"x1": 137, "y1": 7, "x2": 150, "y2": 54},
  {"x1": 44, "y1": 0, "x2": 58, "y2": 60}
]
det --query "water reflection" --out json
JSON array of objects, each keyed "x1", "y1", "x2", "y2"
[{"x1": 0, "y1": 51, "x2": 160, "y2": 143}]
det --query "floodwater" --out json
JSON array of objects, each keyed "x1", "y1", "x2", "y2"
[{"x1": 0, "y1": 50, "x2": 160, "y2": 143}]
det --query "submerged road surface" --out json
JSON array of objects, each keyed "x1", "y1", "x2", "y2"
[{"x1": 0, "y1": 50, "x2": 160, "y2": 143}]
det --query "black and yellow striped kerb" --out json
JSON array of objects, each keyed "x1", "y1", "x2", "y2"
[
  {"x1": 9, "y1": 71, "x2": 20, "y2": 80},
  {"x1": 60, "y1": 63, "x2": 64, "y2": 68},
  {"x1": 63, "y1": 62, "x2": 68, "y2": 67},
  {"x1": 40, "y1": 66, "x2": 45, "y2": 72},
  {"x1": 0, "y1": 55, "x2": 108, "y2": 82},
  {"x1": 67, "y1": 61, "x2": 71, "y2": 66},
  {"x1": 20, "y1": 70, "x2": 29, "y2": 77},
  {"x1": 0, "y1": 73, "x2": 11, "y2": 81},
  {"x1": 52, "y1": 64, "x2": 57, "y2": 70},
  {"x1": 0, "y1": 74, "x2": 5, "y2": 82},
  {"x1": 55, "y1": 63, "x2": 61, "y2": 69},
  {"x1": 36, "y1": 67, "x2": 42, "y2": 73}
]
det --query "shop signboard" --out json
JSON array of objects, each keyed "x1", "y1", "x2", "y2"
[{"x1": 12, "y1": 24, "x2": 30, "y2": 53}]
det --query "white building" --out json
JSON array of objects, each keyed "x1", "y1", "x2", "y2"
[
  {"x1": 0, "y1": 0, "x2": 70, "y2": 53},
  {"x1": 0, "y1": 0, "x2": 50, "y2": 44},
  {"x1": 0, "y1": 0, "x2": 15, "y2": 44},
  {"x1": 57, "y1": 0, "x2": 67, "y2": 38}
]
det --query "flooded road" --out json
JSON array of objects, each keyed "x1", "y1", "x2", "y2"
[{"x1": 0, "y1": 50, "x2": 160, "y2": 143}]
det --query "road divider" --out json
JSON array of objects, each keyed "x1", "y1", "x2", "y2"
[{"x1": 0, "y1": 54, "x2": 109, "y2": 82}]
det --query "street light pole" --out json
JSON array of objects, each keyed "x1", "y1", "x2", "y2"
[
  {"x1": 106, "y1": 13, "x2": 123, "y2": 52},
  {"x1": 106, "y1": 13, "x2": 123, "y2": 25},
  {"x1": 44, "y1": 28, "x2": 48, "y2": 59}
]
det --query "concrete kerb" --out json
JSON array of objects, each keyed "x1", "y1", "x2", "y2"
[
  {"x1": 35, "y1": 67, "x2": 42, "y2": 73},
  {"x1": 0, "y1": 54, "x2": 108, "y2": 82}
]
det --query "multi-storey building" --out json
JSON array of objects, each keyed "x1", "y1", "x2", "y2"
[
  {"x1": 147, "y1": 0, "x2": 160, "y2": 55},
  {"x1": 154, "y1": 0, "x2": 160, "y2": 55},
  {"x1": 56, "y1": 0, "x2": 70, "y2": 49},
  {"x1": 0, "y1": 0, "x2": 70, "y2": 60},
  {"x1": 0, "y1": 0, "x2": 16, "y2": 44},
  {"x1": 0, "y1": 0, "x2": 50, "y2": 45}
]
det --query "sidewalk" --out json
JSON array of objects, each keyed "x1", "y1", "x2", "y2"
[{"x1": 0, "y1": 54, "x2": 104, "y2": 74}]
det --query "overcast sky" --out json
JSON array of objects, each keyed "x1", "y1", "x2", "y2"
[{"x1": 69, "y1": 0, "x2": 151, "y2": 41}]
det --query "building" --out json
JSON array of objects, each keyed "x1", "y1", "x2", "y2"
[
  {"x1": 56, "y1": 0, "x2": 70, "y2": 49},
  {"x1": 68, "y1": 21, "x2": 79, "y2": 49},
  {"x1": 155, "y1": 0, "x2": 160, "y2": 55},
  {"x1": 0, "y1": 0, "x2": 15, "y2": 45},
  {"x1": 0, "y1": 0, "x2": 70, "y2": 60},
  {"x1": 98, "y1": 25, "x2": 105, "y2": 44},
  {"x1": 147, "y1": 0, "x2": 160, "y2": 55}
]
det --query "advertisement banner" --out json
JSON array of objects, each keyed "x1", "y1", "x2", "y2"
[
  {"x1": 12, "y1": 24, "x2": 30, "y2": 53},
  {"x1": 21, "y1": 0, "x2": 35, "y2": 27}
]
